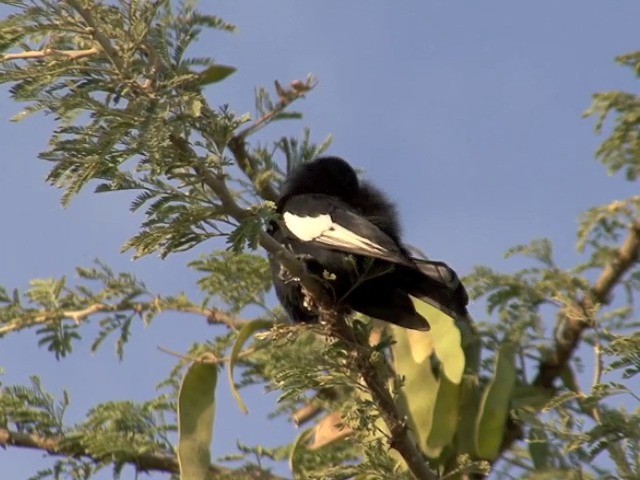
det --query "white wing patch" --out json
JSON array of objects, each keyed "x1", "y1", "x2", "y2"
[
  {"x1": 283, "y1": 212, "x2": 333, "y2": 241},
  {"x1": 283, "y1": 212, "x2": 389, "y2": 255}
]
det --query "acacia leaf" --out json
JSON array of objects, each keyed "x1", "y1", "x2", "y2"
[
  {"x1": 227, "y1": 319, "x2": 273, "y2": 414},
  {"x1": 196, "y1": 65, "x2": 236, "y2": 86},
  {"x1": 475, "y1": 342, "x2": 517, "y2": 460},
  {"x1": 178, "y1": 355, "x2": 218, "y2": 480}
]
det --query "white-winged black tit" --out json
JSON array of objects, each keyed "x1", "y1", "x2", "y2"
[{"x1": 268, "y1": 156, "x2": 468, "y2": 331}]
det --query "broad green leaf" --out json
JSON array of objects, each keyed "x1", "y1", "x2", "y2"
[
  {"x1": 475, "y1": 342, "x2": 517, "y2": 460},
  {"x1": 404, "y1": 328, "x2": 434, "y2": 363},
  {"x1": 456, "y1": 374, "x2": 482, "y2": 456},
  {"x1": 511, "y1": 384, "x2": 552, "y2": 413},
  {"x1": 529, "y1": 427, "x2": 550, "y2": 470},
  {"x1": 178, "y1": 355, "x2": 218, "y2": 480},
  {"x1": 227, "y1": 319, "x2": 273, "y2": 414},
  {"x1": 392, "y1": 325, "x2": 439, "y2": 456},
  {"x1": 411, "y1": 297, "x2": 465, "y2": 384},
  {"x1": 426, "y1": 373, "x2": 460, "y2": 451},
  {"x1": 196, "y1": 65, "x2": 237, "y2": 86},
  {"x1": 289, "y1": 427, "x2": 313, "y2": 476}
]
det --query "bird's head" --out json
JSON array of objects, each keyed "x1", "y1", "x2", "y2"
[{"x1": 278, "y1": 157, "x2": 359, "y2": 207}]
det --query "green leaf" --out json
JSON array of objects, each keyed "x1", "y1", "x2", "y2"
[
  {"x1": 426, "y1": 373, "x2": 460, "y2": 451},
  {"x1": 511, "y1": 384, "x2": 552, "y2": 413},
  {"x1": 393, "y1": 301, "x2": 465, "y2": 458},
  {"x1": 196, "y1": 65, "x2": 237, "y2": 86},
  {"x1": 190, "y1": 251, "x2": 272, "y2": 313},
  {"x1": 411, "y1": 297, "x2": 465, "y2": 384},
  {"x1": 456, "y1": 374, "x2": 482, "y2": 456},
  {"x1": 178, "y1": 356, "x2": 218, "y2": 480},
  {"x1": 289, "y1": 427, "x2": 313, "y2": 476},
  {"x1": 529, "y1": 427, "x2": 550, "y2": 470},
  {"x1": 475, "y1": 341, "x2": 517, "y2": 460},
  {"x1": 227, "y1": 319, "x2": 273, "y2": 414},
  {"x1": 273, "y1": 112, "x2": 303, "y2": 121},
  {"x1": 391, "y1": 326, "x2": 439, "y2": 457}
]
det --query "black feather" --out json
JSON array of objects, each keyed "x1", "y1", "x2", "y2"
[{"x1": 268, "y1": 156, "x2": 468, "y2": 330}]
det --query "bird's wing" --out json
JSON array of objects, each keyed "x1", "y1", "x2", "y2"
[{"x1": 281, "y1": 194, "x2": 413, "y2": 266}]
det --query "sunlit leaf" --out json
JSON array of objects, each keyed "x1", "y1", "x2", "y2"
[
  {"x1": 289, "y1": 427, "x2": 313, "y2": 476},
  {"x1": 196, "y1": 65, "x2": 236, "y2": 86},
  {"x1": 475, "y1": 342, "x2": 517, "y2": 460},
  {"x1": 411, "y1": 297, "x2": 465, "y2": 384},
  {"x1": 426, "y1": 374, "x2": 460, "y2": 450},
  {"x1": 391, "y1": 325, "x2": 439, "y2": 457},
  {"x1": 227, "y1": 319, "x2": 273, "y2": 414},
  {"x1": 456, "y1": 374, "x2": 482, "y2": 456},
  {"x1": 529, "y1": 427, "x2": 550, "y2": 470},
  {"x1": 178, "y1": 355, "x2": 218, "y2": 480}
]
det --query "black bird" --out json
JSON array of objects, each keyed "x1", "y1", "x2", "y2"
[{"x1": 268, "y1": 156, "x2": 468, "y2": 331}]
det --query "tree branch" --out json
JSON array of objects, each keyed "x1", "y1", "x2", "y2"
[
  {"x1": 227, "y1": 77, "x2": 317, "y2": 203},
  {"x1": 495, "y1": 221, "x2": 640, "y2": 471},
  {"x1": 235, "y1": 79, "x2": 315, "y2": 140},
  {"x1": 533, "y1": 221, "x2": 640, "y2": 390},
  {"x1": 227, "y1": 136, "x2": 279, "y2": 202},
  {"x1": 0, "y1": 428, "x2": 286, "y2": 479},
  {"x1": 64, "y1": 0, "x2": 125, "y2": 72},
  {"x1": 327, "y1": 315, "x2": 438, "y2": 480},
  {"x1": 170, "y1": 134, "x2": 325, "y2": 296},
  {"x1": 0, "y1": 300, "x2": 244, "y2": 337},
  {"x1": 1, "y1": 47, "x2": 99, "y2": 63}
]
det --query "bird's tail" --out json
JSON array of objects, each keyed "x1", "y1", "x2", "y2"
[{"x1": 402, "y1": 258, "x2": 469, "y2": 320}]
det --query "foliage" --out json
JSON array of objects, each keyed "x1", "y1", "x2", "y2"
[{"x1": 1, "y1": 1, "x2": 640, "y2": 480}]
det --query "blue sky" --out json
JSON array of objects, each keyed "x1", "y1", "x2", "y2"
[{"x1": 2, "y1": 1, "x2": 640, "y2": 478}]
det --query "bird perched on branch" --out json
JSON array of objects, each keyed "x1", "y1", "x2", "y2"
[{"x1": 268, "y1": 156, "x2": 468, "y2": 331}]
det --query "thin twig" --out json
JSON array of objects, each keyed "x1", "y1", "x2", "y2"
[
  {"x1": 226, "y1": 78, "x2": 317, "y2": 203},
  {"x1": 157, "y1": 345, "x2": 257, "y2": 365},
  {"x1": 1, "y1": 47, "x2": 99, "y2": 63},
  {"x1": 170, "y1": 134, "x2": 325, "y2": 296},
  {"x1": 0, "y1": 301, "x2": 243, "y2": 337},
  {"x1": 0, "y1": 428, "x2": 286, "y2": 479},
  {"x1": 235, "y1": 78, "x2": 316, "y2": 141}
]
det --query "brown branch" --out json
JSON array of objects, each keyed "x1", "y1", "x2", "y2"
[
  {"x1": 533, "y1": 221, "x2": 640, "y2": 390},
  {"x1": 1, "y1": 47, "x2": 99, "y2": 63},
  {"x1": 291, "y1": 387, "x2": 340, "y2": 426},
  {"x1": 0, "y1": 428, "x2": 286, "y2": 479},
  {"x1": 0, "y1": 300, "x2": 243, "y2": 337},
  {"x1": 227, "y1": 136, "x2": 279, "y2": 202},
  {"x1": 170, "y1": 135, "x2": 320, "y2": 292},
  {"x1": 327, "y1": 314, "x2": 438, "y2": 480},
  {"x1": 292, "y1": 404, "x2": 323, "y2": 427},
  {"x1": 495, "y1": 221, "x2": 640, "y2": 471}
]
